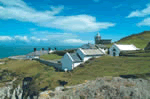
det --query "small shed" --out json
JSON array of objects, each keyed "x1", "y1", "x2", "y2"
[{"x1": 109, "y1": 44, "x2": 140, "y2": 56}]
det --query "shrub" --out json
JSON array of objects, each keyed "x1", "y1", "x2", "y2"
[
  {"x1": 53, "y1": 51, "x2": 66, "y2": 56},
  {"x1": 79, "y1": 64, "x2": 84, "y2": 67},
  {"x1": 80, "y1": 95, "x2": 86, "y2": 99}
]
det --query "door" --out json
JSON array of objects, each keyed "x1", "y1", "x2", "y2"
[{"x1": 113, "y1": 52, "x2": 116, "y2": 56}]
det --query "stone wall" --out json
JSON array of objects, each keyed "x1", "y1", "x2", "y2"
[{"x1": 35, "y1": 59, "x2": 62, "y2": 70}]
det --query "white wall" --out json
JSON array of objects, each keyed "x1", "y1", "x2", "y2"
[
  {"x1": 84, "y1": 57, "x2": 92, "y2": 62},
  {"x1": 61, "y1": 53, "x2": 73, "y2": 71},
  {"x1": 73, "y1": 62, "x2": 81, "y2": 68},
  {"x1": 109, "y1": 45, "x2": 120, "y2": 56}
]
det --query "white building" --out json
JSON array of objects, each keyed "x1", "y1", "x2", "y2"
[
  {"x1": 76, "y1": 48, "x2": 105, "y2": 62},
  {"x1": 61, "y1": 48, "x2": 105, "y2": 71},
  {"x1": 61, "y1": 52, "x2": 82, "y2": 71},
  {"x1": 81, "y1": 43, "x2": 97, "y2": 49},
  {"x1": 109, "y1": 44, "x2": 140, "y2": 56}
]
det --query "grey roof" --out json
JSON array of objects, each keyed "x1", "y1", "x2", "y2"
[
  {"x1": 26, "y1": 50, "x2": 49, "y2": 56},
  {"x1": 95, "y1": 44, "x2": 108, "y2": 48},
  {"x1": 70, "y1": 53, "x2": 82, "y2": 62},
  {"x1": 81, "y1": 49, "x2": 104, "y2": 56},
  {"x1": 81, "y1": 43, "x2": 97, "y2": 49}
]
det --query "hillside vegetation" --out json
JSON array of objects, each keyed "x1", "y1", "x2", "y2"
[
  {"x1": 0, "y1": 52, "x2": 150, "y2": 91},
  {"x1": 40, "y1": 54, "x2": 62, "y2": 60},
  {"x1": 116, "y1": 31, "x2": 150, "y2": 49}
]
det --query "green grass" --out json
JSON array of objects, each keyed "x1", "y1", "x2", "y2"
[
  {"x1": 116, "y1": 31, "x2": 150, "y2": 49},
  {"x1": 63, "y1": 55, "x2": 150, "y2": 85},
  {"x1": 120, "y1": 50, "x2": 150, "y2": 57},
  {"x1": 40, "y1": 54, "x2": 62, "y2": 60},
  {"x1": 1, "y1": 53, "x2": 150, "y2": 90}
]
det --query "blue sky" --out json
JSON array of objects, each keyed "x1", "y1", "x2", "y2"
[{"x1": 0, "y1": 0, "x2": 150, "y2": 46}]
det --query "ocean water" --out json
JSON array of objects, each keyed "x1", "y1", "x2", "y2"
[{"x1": 0, "y1": 45, "x2": 79, "y2": 59}]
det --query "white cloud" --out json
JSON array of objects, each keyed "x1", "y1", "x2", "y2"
[
  {"x1": 30, "y1": 36, "x2": 41, "y2": 42},
  {"x1": 31, "y1": 30, "x2": 78, "y2": 39},
  {"x1": 0, "y1": 36, "x2": 13, "y2": 41},
  {"x1": 63, "y1": 39, "x2": 93, "y2": 44},
  {"x1": 30, "y1": 36, "x2": 48, "y2": 42},
  {"x1": 127, "y1": 4, "x2": 150, "y2": 18},
  {"x1": 48, "y1": 15, "x2": 115, "y2": 32},
  {"x1": 0, "y1": 35, "x2": 48, "y2": 43},
  {"x1": 93, "y1": 0, "x2": 100, "y2": 3},
  {"x1": 137, "y1": 17, "x2": 150, "y2": 26},
  {"x1": 14, "y1": 36, "x2": 29, "y2": 42},
  {"x1": 0, "y1": 0, "x2": 115, "y2": 32},
  {"x1": 0, "y1": 33, "x2": 94, "y2": 45}
]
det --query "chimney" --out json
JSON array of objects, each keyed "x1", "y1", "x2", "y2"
[{"x1": 34, "y1": 48, "x2": 36, "y2": 52}]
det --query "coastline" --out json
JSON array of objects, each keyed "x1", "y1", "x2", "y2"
[{"x1": 0, "y1": 45, "x2": 79, "y2": 59}]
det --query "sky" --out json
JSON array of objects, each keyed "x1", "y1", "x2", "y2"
[{"x1": 0, "y1": 0, "x2": 150, "y2": 46}]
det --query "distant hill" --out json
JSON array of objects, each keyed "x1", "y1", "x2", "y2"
[{"x1": 116, "y1": 31, "x2": 150, "y2": 49}]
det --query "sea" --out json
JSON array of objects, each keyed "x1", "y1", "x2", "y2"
[{"x1": 0, "y1": 45, "x2": 80, "y2": 59}]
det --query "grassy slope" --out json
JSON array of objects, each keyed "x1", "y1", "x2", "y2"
[
  {"x1": 1, "y1": 52, "x2": 150, "y2": 90},
  {"x1": 40, "y1": 54, "x2": 62, "y2": 60},
  {"x1": 64, "y1": 55, "x2": 150, "y2": 85},
  {"x1": 116, "y1": 31, "x2": 150, "y2": 49},
  {"x1": 0, "y1": 58, "x2": 65, "y2": 89}
]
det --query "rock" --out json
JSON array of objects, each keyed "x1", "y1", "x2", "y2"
[
  {"x1": 55, "y1": 86, "x2": 64, "y2": 91},
  {"x1": 48, "y1": 77, "x2": 150, "y2": 99},
  {"x1": 0, "y1": 62, "x2": 5, "y2": 65}
]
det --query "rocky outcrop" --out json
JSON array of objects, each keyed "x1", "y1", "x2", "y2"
[
  {"x1": 0, "y1": 77, "x2": 39, "y2": 99},
  {"x1": 39, "y1": 77, "x2": 150, "y2": 99},
  {"x1": 0, "y1": 77, "x2": 23, "y2": 99},
  {"x1": 0, "y1": 76, "x2": 150, "y2": 99}
]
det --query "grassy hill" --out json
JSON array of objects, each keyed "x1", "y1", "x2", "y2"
[
  {"x1": 115, "y1": 31, "x2": 150, "y2": 49},
  {"x1": 0, "y1": 52, "x2": 150, "y2": 91}
]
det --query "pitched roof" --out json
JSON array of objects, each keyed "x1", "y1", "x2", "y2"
[
  {"x1": 95, "y1": 44, "x2": 107, "y2": 48},
  {"x1": 80, "y1": 48, "x2": 104, "y2": 56},
  {"x1": 114, "y1": 44, "x2": 139, "y2": 51},
  {"x1": 81, "y1": 43, "x2": 97, "y2": 49},
  {"x1": 69, "y1": 53, "x2": 82, "y2": 62},
  {"x1": 26, "y1": 50, "x2": 49, "y2": 56}
]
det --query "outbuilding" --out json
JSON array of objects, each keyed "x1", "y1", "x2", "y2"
[
  {"x1": 76, "y1": 48, "x2": 105, "y2": 62},
  {"x1": 109, "y1": 44, "x2": 140, "y2": 56},
  {"x1": 61, "y1": 48, "x2": 105, "y2": 71},
  {"x1": 61, "y1": 52, "x2": 82, "y2": 71}
]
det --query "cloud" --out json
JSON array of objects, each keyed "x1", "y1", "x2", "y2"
[
  {"x1": 0, "y1": 36, "x2": 13, "y2": 41},
  {"x1": 30, "y1": 36, "x2": 48, "y2": 42},
  {"x1": 0, "y1": 35, "x2": 48, "y2": 43},
  {"x1": 14, "y1": 36, "x2": 29, "y2": 42},
  {"x1": 48, "y1": 15, "x2": 115, "y2": 32},
  {"x1": 31, "y1": 30, "x2": 78, "y2": 39},
  {"x1": 0, "y1": 0, "x2": 115, "y2": 32},
  {"x1": 93, "y1": 0, "x2": 100, "y2": 3},
  {"x1": 127, "y1": 4, "x2": 150, "y2": 18},
  {"x1": 63, "y1": 39, "x2": 93, "y2": 44},
  {"x1": 137, "y1": 17, "x2": 150, "y2": 26}
]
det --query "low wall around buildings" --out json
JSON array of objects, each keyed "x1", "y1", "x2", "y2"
[{"x1": 34, "y1": 58, "x2": 62, "y2": 70}]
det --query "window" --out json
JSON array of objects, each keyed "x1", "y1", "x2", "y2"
[{"x1": 113, "y1": 48, "x2": 116, "y2": 51}]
